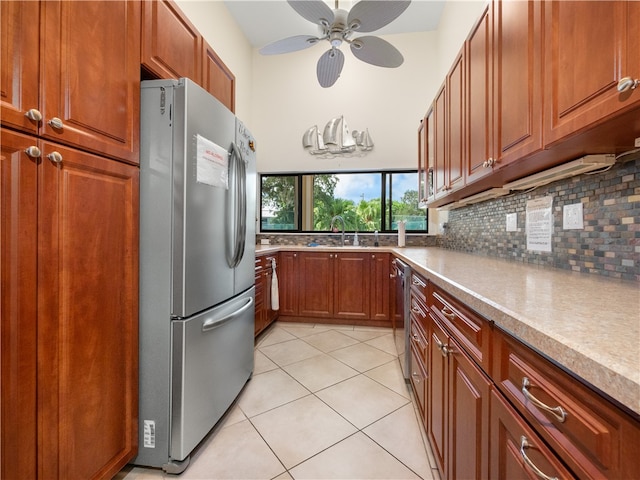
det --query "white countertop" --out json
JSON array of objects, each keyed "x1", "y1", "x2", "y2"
[{"x1": 256, "y1": 245, "x2": 640, "y2": 416}]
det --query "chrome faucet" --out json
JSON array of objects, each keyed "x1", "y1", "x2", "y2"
[{"x1": 330, "y1": 215, "x2": 345, "y2": 247}]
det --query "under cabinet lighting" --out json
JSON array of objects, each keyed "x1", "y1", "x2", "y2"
[
  {"x1": 503, "y1": 154, "x2": 615, "y2": 191},
  {"x1": 460, "y1": 188, "x2": 510, "y2": 205}
]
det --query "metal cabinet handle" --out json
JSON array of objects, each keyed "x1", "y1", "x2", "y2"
[
  {"x1": 411, "y1": 372, "x2": 422, "y2": 383},
  {"x1": 48, "y1": 117, "x2": 64, "y2": 129},
  {"x1": 441, "y1": 306, "x2": 456, "y2": 321},
  {"x1": 371, "y1": 254, "x2": 376, "y2": 259},
  {"x1": 412, "y1": 279, "x2": 421, "y2": 286},
  {"x1": 617, "y1": 76, "x2": 639, "y2": 93},
  {"x1": 522, "y1": 377, "x2": 567, "y2": 423},
  {"x1": 433, "y1": 333, "x2": 451, "y2": 357},
  {"x1": 520, "y1": 436, "x2": 559, "y2": 480},
  {"x1": 25, "y1": 109, "x2": 42, "y2": 122},
  {"x1": 390, "y1": 273, "x2": 396, "y2": 279},
  {"x1": 24, "y1": 146, "x2": 42, "y2": 158},
  {"x1": 47, "y1": 151, "x2": 63, "y2": 164}
]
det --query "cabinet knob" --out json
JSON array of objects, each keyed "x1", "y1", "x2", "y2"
[
  {"x1": 25, "y1": 109, "x2": 42, "y2": 122},
  {"x1": 48, "y1": 117, "x2": 64, "y2": 130},
  {"x1": 371, "y1": 254, "x2": 375, "y2": 259},
  {"x1": 617, "y1": 76, "x2": 639, "y2": 93},
  {"x1": 24, "y1": 146, "x2": 42, "y2": 158},
  {"x1": 47, "y1": 151, "x2": 63, "y2": 164}
]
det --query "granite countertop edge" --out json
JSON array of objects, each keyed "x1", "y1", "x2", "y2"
[{"x1": 255, "y1": 244, "x2": 640, "y2": 416}]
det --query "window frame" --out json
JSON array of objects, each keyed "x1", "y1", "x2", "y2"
[{"x1": 259, "y1": 170, "x2": 428, "y2": 233}]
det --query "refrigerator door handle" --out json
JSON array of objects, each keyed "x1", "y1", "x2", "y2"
[
  {"x1": 201, "y1": 296, "x2": 254, "y2": 332},
  {"x1": 226, "y1": 144, "x2": 246, "y2": 268}
]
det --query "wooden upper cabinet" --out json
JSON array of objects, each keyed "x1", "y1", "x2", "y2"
[
  {"x1": 433, "y1": 85, "x2": 447, "y2": 199},
  {"x1": 1, "y1": 129, "x2": 39, "y2": 480},
  {"x1": 41, "y1": 1, "x2": 140, "y2": 164},
  {"x1": 493, "y1": 0, "x2": 543, "y2": 168},
  {"x1": 202, "y1": 40, "x2": 236, "y2": 112},
  {"x1": 1, "y1": 1, "x2": 40, "y2": 135},
  {"x1": 465, "y1": 4, "x2": 494, "y2": 184},
  {"x1": 142, "y1": 0, "x2": 236, "y2": 112},
  {"x1": 446, "y1": 49, "x2": 466, "y2": 193},
  {"x1": 142, "y1": 0, "x2": 202, "y2": 82},
  {"x1": 544, "y1": 0, "x2": 640, "y2": 146},
  {"x1": 37, "y1": 142, "x2": 139, "y2": 479},
  {"x1": 417, "y1": 117, "x2": 427, "y2": 205}
]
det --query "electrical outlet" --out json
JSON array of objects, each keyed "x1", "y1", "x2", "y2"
[
  {"x1": 563, "y1": 203, "x2": 583, "y2": 229},
  {"x1": 635, "y1": 136, "x2": 640, "y2": 148},
  {"x1": 506, "y1": 213, "x2": 517, "y2": 232}
]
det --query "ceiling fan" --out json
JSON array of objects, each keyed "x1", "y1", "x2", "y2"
[{"x1": 259, "y1": 0, "x2": 411, "y2": 88}]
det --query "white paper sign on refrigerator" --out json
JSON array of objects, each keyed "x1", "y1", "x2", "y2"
[{"x1": 195, "y1": 134, "x2": 229, "y2": 189}]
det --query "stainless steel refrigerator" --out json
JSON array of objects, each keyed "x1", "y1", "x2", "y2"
[{"x1": 134, "y1": 78, "x2": 256, "y2": 473}]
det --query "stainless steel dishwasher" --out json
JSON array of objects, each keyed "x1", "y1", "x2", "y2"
[{"x1": 392, "y1": 258, "x2": 411, "y2": 382}]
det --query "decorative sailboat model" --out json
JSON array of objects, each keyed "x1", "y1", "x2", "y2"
[{"x1": 303, "y1": 116, "x2": 374, "y2": 156}]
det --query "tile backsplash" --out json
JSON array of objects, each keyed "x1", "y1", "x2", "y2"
[
  {"x1": 439, "y1": 158, "x2": 639, "y2": 281},
  {"x1": 256, "y1": 233, "x2": 439, "y2": 248}
]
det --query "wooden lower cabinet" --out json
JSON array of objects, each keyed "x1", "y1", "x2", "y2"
[
  {"x1": 1, "y1": 129, "x2": 38, "y2": 480},
  {"x1": 490, "y1": 388, "x2": 574, "y2": 479},
  {"x1": 427, "y1": 314, "x2": 491, "y2": 480},
  {"x1": 298, "y1": 252, "x2": 334, "y2": 318},
  {"x1": 369, "y1": 252, "x2": 390, "y2": 323},
  {"x1": 1, "y1": 130, "x2": 139, "y2": 479},
  {"x1": 255, "y1": 253, "x2": 279, "y2": 336},
  {"x1": 277, "y1": 250, "x2": 390, "y2": 326},
  {"x1": 418, "y1": 279, "x2": 640, "y2": 480}
]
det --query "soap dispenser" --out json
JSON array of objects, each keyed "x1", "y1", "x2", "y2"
[{"x1": 353, "y1": 232, "x2": 359, "y2": 246}]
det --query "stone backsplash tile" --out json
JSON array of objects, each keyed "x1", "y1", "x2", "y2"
[
  {"x1": 255, "y1": 233, "x2": 438, "y2": 248},
  {"x1": 439, "y1": 158, "x2": 639, "y2": 281}
]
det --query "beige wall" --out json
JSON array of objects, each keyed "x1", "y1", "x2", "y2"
[{"x1": 178, "y1": 0, "x2": 486, "y2": 175}]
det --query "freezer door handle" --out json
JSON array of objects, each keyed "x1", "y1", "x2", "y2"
[
  {"x1": 201, "y1": 297, "x2": 254, "y2": 332},
  {"x1": 226, "y1": 143, "x2": 247, "y2": 268}
]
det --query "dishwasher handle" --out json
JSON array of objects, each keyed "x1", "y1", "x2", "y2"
[{"x1": 202, "y1": 297, "x2": 254, "y2": 332}]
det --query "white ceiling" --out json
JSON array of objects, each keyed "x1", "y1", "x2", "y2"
[{"x1": 223, "y1": 0, "x2": 446, "y2": 48}]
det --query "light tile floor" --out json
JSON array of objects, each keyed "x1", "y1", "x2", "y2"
[{"x1": 116, "y1": 322, "x2": 440, "y2": 480}]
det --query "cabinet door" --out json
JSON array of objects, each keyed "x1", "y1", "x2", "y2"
[
  {"x1": 466, "y1": 4, "x2": 495, "y2": 184},
  {"x1": 142, "y1": 0, "x2": 202, "y2": 83},
  {"x1": 544, "y1": 1, "x2": 640, "y2": 145},
  {"x1": 1, "y1": 129, "x2": 38, "y2": 480},
  {"x1": 0, "y1": 1, "x2": 40, "y2": 135},
  {"x1": 490, "y1": 389, "x2": 574, "y2": 480},
  {"x1": 298, "y1": 252, "x2": 333, "y2": 318},
  {"x1": 426, "y1": 316, "x2": 448, "y2": 476},
  {"x1": 37, "y1": 143, "x2": 139, "y2": 479},
  {"x1": 448, "y1": 337, "x2": 490, "y2": 480},
  {"x1": 202, "y1": 40, "x2": 236, "y2": 113},
  {"x1": 433, "y1": 85, "x2": 448, "y2": 199},
  {"x1": 417, "y1": 117, "x2": 427, "y2": 206},
  {"x1": 447, "y1": 49, "x2": 465, "y2": 193},
  {"x1": 493, "y1": 0, "x2": 543, "y2": 167},
  {"x1": 369, "y1": 253, "x2": 390, "y2": 323},
  {"x1": 278, "y1": 252, "x2": 299, "y2": 316},
  {"x1": 41, "y1": 1, "x2": 141, "y2": 164},
  {"x1": 333, "y1": 252, "x2": 370, "y2": 320}
]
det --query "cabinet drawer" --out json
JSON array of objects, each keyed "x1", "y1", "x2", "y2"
[
  {"x1": 409, "y1": 271, "x2": 428, "y2": 304},
  {"x1": 409, "y1": 317, "x2": 428, "y2": 362},
  {"x1": 409, "y1": 290, "x2": 429, "y2": 330},
  {"x1": 428, "y1": 283, "x2": 490, "y2": 370},
  {"x1": 490, "y1": 388, "x2": 575, "y2": 480},
  {"x1": 493, "y1": 329, "x2": 640, "y2": 479},
  {"x1": 409, "y1": 343, "x2": 427, "y2": 418}
]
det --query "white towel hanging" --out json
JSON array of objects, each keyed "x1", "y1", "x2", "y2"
[{"x1": 270, "y1": 258, "x2": 279, "y2": 311}]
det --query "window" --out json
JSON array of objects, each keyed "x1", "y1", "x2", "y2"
[{"x1": 260, "y1": 171, "x2": 427, "y2": 233}]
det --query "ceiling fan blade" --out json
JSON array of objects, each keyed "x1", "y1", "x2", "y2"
[
  {"x1": 347, "y1": 0, "x2": 411, "y2": 33},
  {"x1": 350, "y1": 36, "x2": 404, "y2": 67},
  {"x1": 287, "y1": 0, "x2": 334, "y2": 27},
  {"x1": 317, "y1": 48, "x2": 345, "y2": 88},
  {"x1": 259, "y1": 35, "x2": 322, "y2": 55}
]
